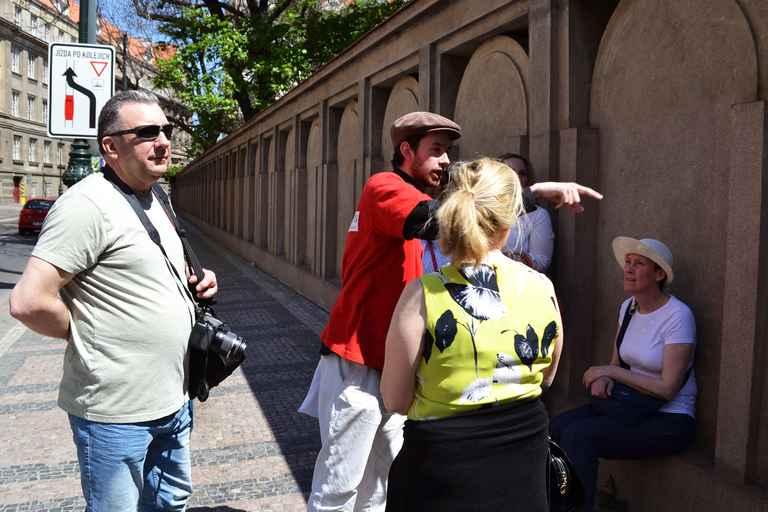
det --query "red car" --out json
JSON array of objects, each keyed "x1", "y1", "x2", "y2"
[{"x1": 18, "y1": 197, "x2": 56, "y2": 236}]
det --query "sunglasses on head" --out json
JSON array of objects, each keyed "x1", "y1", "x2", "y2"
[{"x1": 107, "y1": 124, "x2": 173, "y2": 140}]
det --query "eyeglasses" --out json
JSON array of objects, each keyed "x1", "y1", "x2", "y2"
[{"x1": 106, "y1": 124, "x2": 173, "y2": 141}]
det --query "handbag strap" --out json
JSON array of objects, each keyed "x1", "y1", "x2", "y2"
[
  {"x1": 615, "y1": 299, "x2": 635, "y2": 370},
  {"x1": 101, "y1": 166, "x2": 211, "y2": 306},
  {"x1": 616, "y1": 296, "x2": 693, "y2": 387},
  {"x1": 427, "y1": 241, "x2": 438, "y2": 271}
]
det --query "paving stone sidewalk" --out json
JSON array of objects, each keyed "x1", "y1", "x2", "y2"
[{"x1": 0, "y1": 217, "x2": 327, "y2": 511}]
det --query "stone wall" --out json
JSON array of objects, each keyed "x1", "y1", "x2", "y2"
[{"x1": 172, "y1": 0, "x2": 768, "y2": 509}]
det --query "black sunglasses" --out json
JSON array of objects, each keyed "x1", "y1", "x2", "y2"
[{"x1": 107, "y1": 124, "x2": 173, "y2": 140}]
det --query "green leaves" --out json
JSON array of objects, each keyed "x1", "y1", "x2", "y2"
[{"x1": 151, "y1": 0, "x2": 409, "y2": 157}]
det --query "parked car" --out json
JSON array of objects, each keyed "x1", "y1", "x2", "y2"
[{"x1": 18, "y1": 197, "x2": 56, "y2": 236}]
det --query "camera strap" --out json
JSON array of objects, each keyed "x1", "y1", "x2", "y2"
[
  {"x1": 101, "y1": 166, "x2": 208, "y2": 306},
  {"x1": 102, "y1": 166, "x2": 243, "y2": 402}
]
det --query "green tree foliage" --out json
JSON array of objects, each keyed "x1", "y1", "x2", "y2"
[
  {"x1": 596, "y1": 473, "x2": 631, "y2": 512},
  {"x1": 139, "y1": 0, "x2": 409, "y2": 157},
  {"x1": 164, "y1": 163, "x2": 186, "y2": 184}
]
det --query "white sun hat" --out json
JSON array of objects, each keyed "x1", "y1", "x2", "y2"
[{"x1": 612, "y1": 237, "x2": 674, "y2": 285}]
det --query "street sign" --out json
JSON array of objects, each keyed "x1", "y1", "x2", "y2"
[{"x1": 47, "y1": 42, "x2": 115, "y2": 138}]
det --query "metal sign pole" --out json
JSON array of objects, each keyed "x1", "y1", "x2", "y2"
[{"x1": 63, "y1": 0, "x2": 95, "y2": 188}]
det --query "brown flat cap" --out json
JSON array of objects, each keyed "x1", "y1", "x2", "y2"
[{"x1": 390, "y1": 111, "x2": 461, "y2": 150}]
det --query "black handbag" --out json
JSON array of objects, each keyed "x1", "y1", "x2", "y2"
[
  {"x1": 588, "y1": 381, "x2": 666, "y2": 426},
  {"x1": 548, "y1": 438, "x2": 585, "y2": 512},
  {"x1": 587, "y1": 299, "x2": 691, "y2": 426}
]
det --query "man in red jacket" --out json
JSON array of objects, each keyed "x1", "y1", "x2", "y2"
[{"x1": 303, "y1": 112, "x2": 459, "y2": 512}]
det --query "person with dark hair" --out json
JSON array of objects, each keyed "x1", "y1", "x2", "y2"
[
  {"x1": 381, "y1": 157, "x2": 562, "y2": 511},
  {"x1": 549, "y1": 237, "x2": 696, "y2": 512},
  {"x1": 10, "y1": 90, "x2": 218, "y2": 511},
  {"x1": 301, "y1": 110, "x2": 602, "y2": 512},
  {"x1": 302, "y1": 111, "x2": 461, "y2": 512},
  {"x1": 499, "y1": 153, "x2": 555, "y2": 272}
]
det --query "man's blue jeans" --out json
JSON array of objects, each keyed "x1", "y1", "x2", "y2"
[
  {"x1": 549, "y1": 404, "x2": 694, "y2": 512},
  {"x1": 68, "y1": 401, "x2": 193, "y2": 512}
]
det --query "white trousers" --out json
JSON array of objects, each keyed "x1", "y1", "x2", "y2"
[{"x1": 303, "y1": 353, "x2": 405, "y2": 512}]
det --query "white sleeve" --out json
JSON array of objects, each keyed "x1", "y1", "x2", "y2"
[{"x1": 526, "y1": 207, "x2": 555, "y2": 272}]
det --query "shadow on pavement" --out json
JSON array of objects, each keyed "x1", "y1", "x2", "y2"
[
  {"x1": 180, "y1": 218, "x2": 324, "y2": 503},
  {"x1": 189, "y1": 508, "x2": 248, "y2": 512}
]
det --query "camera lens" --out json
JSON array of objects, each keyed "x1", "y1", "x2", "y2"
[{"x1": 212, "y1": 329, "x2": 247, "y2": 362}]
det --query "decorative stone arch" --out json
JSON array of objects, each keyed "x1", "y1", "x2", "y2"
[
  {"x1": 336, "y1": 100, "x2": 360, "y2": 277},
  {"x1": 380, "y1": 76, "x2": 420, "y2": 167},
  {"x1": 454, "y1": 35, "x2": 529, "y2": 161},
  {"x1": 306, "y1": 118, "x2": 321, "y2": 272},
  {"x1": 588, "y1": 0, "x2": 758, "y2": 482},
  {"x1": 283, "y1": 127, "x2": 295, "y2": 260}
]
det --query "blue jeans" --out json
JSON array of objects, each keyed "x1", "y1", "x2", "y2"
[
  {"x1": 549, "y1": 404, "x2": 694, "y2": 512},
  {"x1": 68, "y1": 401, "x2": 193, "y2": 512}
]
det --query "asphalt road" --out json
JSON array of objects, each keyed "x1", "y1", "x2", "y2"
[{"x1": 0, "y1": 204, "x2": 34, "y2": 312}]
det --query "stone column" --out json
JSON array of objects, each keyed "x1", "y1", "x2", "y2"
[
  {"x1": 529, "y1": 0, "x2": 560, "y2": 182},
  {"x1": 553, "y1": 127, "x2": 600, "y2": 401},
  {"x1": 715, "y1": 101, "x2": 768, "y2": 483}
]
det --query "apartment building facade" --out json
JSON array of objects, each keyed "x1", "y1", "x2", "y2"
[{"x1": 0, "y1": 0, "x2": 189, "y2": 205}]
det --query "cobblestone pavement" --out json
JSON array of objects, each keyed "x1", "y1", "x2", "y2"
[{"x1": 0, "y1": 217, "x2": 327, "y2": 511}]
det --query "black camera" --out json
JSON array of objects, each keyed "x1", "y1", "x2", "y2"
[
  {"x1": 188, "y1": 306, "x2": 247, "y2": 401},
  {"x1": 189, "y1": 306, "x2": 246, "y2": 363}
]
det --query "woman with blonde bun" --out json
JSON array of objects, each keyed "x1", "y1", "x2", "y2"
[{"x1": 381, "y1": 157, "x2": 563, "y2": 511}]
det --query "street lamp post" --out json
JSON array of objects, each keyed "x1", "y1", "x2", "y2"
[{"x1": 62, "y1": 0, "x2": 98, "y2": 188}]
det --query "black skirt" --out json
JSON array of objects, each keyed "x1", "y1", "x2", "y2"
[{"x1": 386, "y1": 397, "x2": 549, "y2": 512}]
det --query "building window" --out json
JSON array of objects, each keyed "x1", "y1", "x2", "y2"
[
  {"x1": 57, "y1": 143, "x2": 64, "y2": 166},
  {"x1": 11, "y1": 92, "x2": 19, "y2": 117},
  {"x1": 11, "y1": 47, "x2": 20, "y2": 74},
  {"x1": 44, "y1": 141, "x2": 51, "y2": 164},
  {"x1": 43, "y1": 59, "x2": 48, "y2": 84},
  {"x1": 27, "y1": 96, "x2": 35, "y2": 121},
  {"x1": 58, "y1": 28, "x2": 64, "y2": 42},
  {"x1": 44, "y1": 24, "x2": 50, "y2": 42},
  {"x1": 42, "y1": 100, "x2": 48, "y2": 123},
  {"x1": 13, "y1": 5, "x2": 22, "y2": 26},
  {"x1": 29, "y1": 139, "x2": 37, "y2": 162},
  {"x1": 30, "y1": 15, "x2": 37, "y2": 37},
  {"x1": 13, "y1": 136, "x2": 21, "y2": 160},
  {"x1": 45, "y1": 183, "x2": 52, "y2": 196},
  {"x1": 30, "y1": 182, "x2": 38, "y2": 197},
  {"x1": 28, "y1": 54, "x2": 36, "y2": 80}
]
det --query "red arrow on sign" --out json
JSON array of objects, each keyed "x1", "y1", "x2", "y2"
[{"x1": 90, "y1": 61, "x2": 108, "y2": 77}]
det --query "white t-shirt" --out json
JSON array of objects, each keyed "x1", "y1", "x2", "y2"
[
  {"x1": 618, "y1": 296, "x2": 697, "y2": 417},
  {"x1": 33, "y1": 171, "x2": 195, "y2": 423},
  {"x1": 502, "y1": 206, "x2": 554, "y2": 272}
]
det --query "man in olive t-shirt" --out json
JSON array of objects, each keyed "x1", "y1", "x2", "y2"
[{"x1": 10, "y1": 91, "x2": 218, "y2": 512}]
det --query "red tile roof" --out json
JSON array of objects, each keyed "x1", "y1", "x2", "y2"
[{"x1": 37, "y1": 0, "x2": 174, "y2": 66}]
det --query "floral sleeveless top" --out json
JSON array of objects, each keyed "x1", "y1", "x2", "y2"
[{"x1": 408, "y1": 261, "x2": 560, "y2": 421}]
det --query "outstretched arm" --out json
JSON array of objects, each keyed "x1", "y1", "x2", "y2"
[{"x1": 530, "y1": 182, "x2": 603, "y2": 213}]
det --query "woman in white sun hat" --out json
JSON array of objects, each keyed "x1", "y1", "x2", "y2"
[{"x1": 549, "y1": 237, "x2": 697, "y2": 512}]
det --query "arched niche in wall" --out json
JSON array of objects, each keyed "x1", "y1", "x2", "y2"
[
  {"x1": 589, "y1": 0, "x2": 757, "y2": 457},
  {"x1": 454, "y1": 36, "x2": 529, "y2": 161},
  {"x1": 284, "y1": 129, "x2": 295, "y2": 170},
  {"x1": 336, "y1": 100, "x2": 360, "y2": 277},
  {"x1": 284, "y1": 127, "x2": 296, "y2": 260},
  {"x1": 305, "y1": 118, "x2": 321, "y2": 272},
  {"x1": 380, "y1": 76, "x2": 419, "y2": 168}
]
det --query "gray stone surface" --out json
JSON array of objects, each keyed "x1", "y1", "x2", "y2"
[{"x1": 0, "y1": 217, "x2": 326, "y2": 511}]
